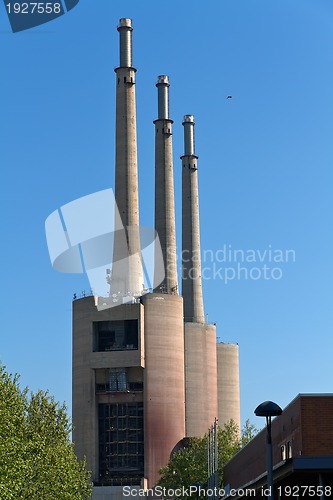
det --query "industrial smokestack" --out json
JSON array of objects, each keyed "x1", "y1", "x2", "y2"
[
  {"x1": 110, "y1": 18, "x2": 143, "y2": 299},
  {"x1": 181, "y1": 115, "x2": 204, "y2": 322},
  {"x1": 153, "y1": 76, "x2": 178, "y2": 294}
]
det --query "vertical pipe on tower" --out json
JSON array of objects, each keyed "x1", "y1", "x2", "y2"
[
  {"x1": 154, "y1": 76, "x2": 178, "y2": 294},
  {"x1": 118, "y1": 17, "x2": 132, "y2": 67},
  {"x1": 181, "y1": 116, "x2": 204, "y2": 322},
  {"x1": 184, "y1": 118, "x2": 195, "y2": 156},
  {"x1": 157, "y1": 75, "x2": 169, "y2": 120},
  {"x1": 110, "y1": 18, "x2": 143, "y2": 298}
]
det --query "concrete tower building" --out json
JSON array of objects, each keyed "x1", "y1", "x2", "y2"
[{"x1": 72, "y1": 18, "x2": 240, "y2": 498}]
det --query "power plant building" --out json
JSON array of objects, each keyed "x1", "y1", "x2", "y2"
[{"x1": 72, "y1": 18, "x2": 240, "y2": 498}]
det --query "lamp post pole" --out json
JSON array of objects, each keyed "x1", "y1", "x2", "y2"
[
  {"x1": 266, "y1": 415, "x2": 273, "y2": 500},
  {"x1": 255, "y1": 401, "x2": 283, "y2": 500}
]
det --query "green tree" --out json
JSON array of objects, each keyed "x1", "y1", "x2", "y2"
[
  {"x1": 0, "y1": 364, "x2": 92, "y2": 500},
  {"x1": 217, "y1": 419, "x2": 241, "y2": 471},
  {"x1": 158, "y1": 419, "x2": 259, "y2": 492},
  {"x1": 241, "y1": 419, "x2": 260, "y2": 448},
  {"x1": 159, "y1": 437, "x2": 207, "y2": 491}
]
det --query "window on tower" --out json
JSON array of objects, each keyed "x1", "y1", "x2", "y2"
[
  {"x1": 96, "y1": 367, "x2": 143, "y2": 393},
  {"x1": 109, "y1": 369, "x2": 127, "y2": 391},
  {"x1": 93, "y1": 320, "x2": 138, "y2": 352}
]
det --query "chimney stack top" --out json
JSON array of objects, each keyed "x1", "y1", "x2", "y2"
[
  {"x1": 118, "y1": 18, "x2": 133, "y2": 29},
  {"x1": 183, "y1": 115, "x2": 195, "y2": 124},
  {"x1": 157, "y1": 75, "x2": 170, "y2": 86}
]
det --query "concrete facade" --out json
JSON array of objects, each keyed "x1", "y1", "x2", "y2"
[
  {"x1": 92, "y1": 486, "x2": 140, "y2": 500},
  {"x1": 72, "y1": 297, "x2": 144, "y2": 479},
  {"x1": 142, "y1": 294, "x2": 185, "y2": 486},
  {"x1": 216, "y1": 342, "x2": 240, "y2": 429},
  {"x1": 184, "y1": 322, "x2": 218, "y2": 437}
]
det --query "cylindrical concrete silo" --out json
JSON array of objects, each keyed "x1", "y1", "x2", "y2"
[
  {"x1": 205, "y1": 324, "x2": 218, "y2": 428},
  {"x1": 142, "y1": 293, "x2": 185, "y2": 487},
  {"x1": 216, "y1": 342, "x2": 240, "y2": 430},
  {"x1": 184, "y1": 322, "x2": 217, "y2": 437}
]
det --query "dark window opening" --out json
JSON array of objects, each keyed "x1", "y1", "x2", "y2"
[
  {"x1": 109, "y1": 369, "x2": 127, "y2": 391},
  {"x1": 281, "y1": 445, "x2": 286, "y2": 461},
  {"x1": 94, "y1": 320, "x2": 138, "y2": 352},
  {"x1": 96, "y1": 367, "x2": 143, "y2": 394},
  {"x1": 98, "y1": 403, "x2": 144, "y2": 486}
]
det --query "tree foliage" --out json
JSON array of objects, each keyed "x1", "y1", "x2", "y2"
[
  {"x1": 0, "y1": 364, "x2": 92, "y2": 500},
  {"x1": 241, "y1": 419, "x2": 260, "y2": 448},
  {"x1": 158, "y1": 419, "x2": 259, "y2": 491}
]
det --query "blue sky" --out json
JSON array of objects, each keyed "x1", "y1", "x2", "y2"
[{"x1": 1, "y1": 0, "x2": 332, "y2": 429}]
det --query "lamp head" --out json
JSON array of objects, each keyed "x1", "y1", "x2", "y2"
[{"x1": 254, "y1": 401, "x2": 283, "y2": 417}]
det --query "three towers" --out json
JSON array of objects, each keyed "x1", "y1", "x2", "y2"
[{"x1": 72, "y1": 18, "x2": 240, "y2": 496}]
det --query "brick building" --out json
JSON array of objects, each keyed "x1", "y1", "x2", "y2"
[{"x1": 224, "y1": 394, "x2": 333, "y2": 499}]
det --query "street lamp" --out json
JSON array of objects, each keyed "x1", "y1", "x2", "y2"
[{"x1": 254, "y1": 401, "x2": 283, "y2": 500}]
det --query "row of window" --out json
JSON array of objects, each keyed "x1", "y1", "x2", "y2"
[
  {"x1": 117, "y1": 76, "x2": 134, "y2": 84},
  {"x1": 100, "y1": 442, "x2": 144, "y2": 456},
  {"x1": 96, "y1": 381, "x2": 143, "y2": 393},
  {"x1": 98, "y1": 403, "x2": 144, "y2": 482},
  {"x1": 99, "y1": 402, "x2": 143, "y2": 418},
  {"x1": 96, "y1": 475, "x2": 142, "y2": 487},
  {"x1": 96, "y1": 369, "x2": 143, "y2": 393},
  {"x1": 99, "y1": 430, "x2": 143, "y2": 442},
  {"x1": 281, "y1": 441, "x2": 292, "y2": 460},
  {"x1": 99, "y1": 420, "x2": 143, "y2": 432},
  {"x1": 156, "y1": 128, "x2": 171, "y2": 134}
]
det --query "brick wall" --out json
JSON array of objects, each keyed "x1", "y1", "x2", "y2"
[
  {"x1": 223, "y1": 394, "x2": 333, "y2": 490},
  {"x1": 301, "y1": 396, "x2": 333, "y2": 456}
]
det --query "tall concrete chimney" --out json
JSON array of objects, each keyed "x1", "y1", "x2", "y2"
[
  {"x1": 154, "y1": 76, "x2": 178, "y2": 294},
  {"x1": 110, "y1": 18, "x2": 143, "y2": 298},
  {"x1": 181, "y1": 115, "x2": 204, "y2": 323}
]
